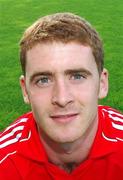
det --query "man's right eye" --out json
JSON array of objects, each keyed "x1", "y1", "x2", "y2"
[{"x1": 35, "y1": 76, "x2": 51, "y2": 86}]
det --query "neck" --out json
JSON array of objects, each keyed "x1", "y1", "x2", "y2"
[{"x1": 38, "y1": 117, "x2": 98, "y2": 173}]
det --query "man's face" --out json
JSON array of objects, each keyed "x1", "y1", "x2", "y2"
[{"x1": 20, "y1": 42, "x2": 108, "y2": 143}]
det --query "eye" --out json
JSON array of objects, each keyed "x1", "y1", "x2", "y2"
[
  {"x1": 71, "y1": 73, "x2": 86, "y2": 80},
  {"x1": 36, "y1": 76, "x2": 52, "y2": 87}
]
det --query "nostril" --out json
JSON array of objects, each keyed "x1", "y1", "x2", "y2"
[{"x1": 51, "y1": 92, "x2": 74, "y2": 107}]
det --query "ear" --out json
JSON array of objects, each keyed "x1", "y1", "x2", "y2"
[
  {"x1": 98, "y1": 68, "x2": 109, "y2": 99},
  {"x1": 20, "y1": 75, "x2": 30, "y2": 104}
]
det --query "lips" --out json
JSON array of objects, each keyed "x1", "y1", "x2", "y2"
[{"x1": 50, "y1": 113, "x2": 78, "y2": 123}]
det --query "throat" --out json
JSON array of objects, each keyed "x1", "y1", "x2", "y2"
[
  {"x1": 59, "y1": 142, "x2": 75, "y2": 154},
  {"x1": 59, "y1": 162, "x2": 78, "y2": 173},
  {"x1": 49, "y1": 160, "x2": 78, "y2": 173}
]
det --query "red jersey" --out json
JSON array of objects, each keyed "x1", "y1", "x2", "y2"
[{"x1": 0, "y1": 106, "x2": 123, "y2": 180}]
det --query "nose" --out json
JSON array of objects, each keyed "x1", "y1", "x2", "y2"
[{"x1": 51, "y1": 80, "x2": 74, "y2": 107}]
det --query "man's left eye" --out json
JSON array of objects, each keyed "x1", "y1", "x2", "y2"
[{"x1": 71, "y1": 73, "x2": 85, "y2": 80}]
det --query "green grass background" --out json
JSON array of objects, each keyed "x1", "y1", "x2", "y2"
[{"x1": 0, "y1": 0, "x2": 123, "y2": 131}]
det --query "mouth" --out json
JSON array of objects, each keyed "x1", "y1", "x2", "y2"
[{"x1": 50, "y1": 113, "x2": 79, "y2": 123}]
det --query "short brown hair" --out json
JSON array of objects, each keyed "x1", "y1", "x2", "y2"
[{"x1": 20, "y1": 12, "x2": 104, "y2": 75}]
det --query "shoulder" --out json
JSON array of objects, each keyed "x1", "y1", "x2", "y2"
[
  {"x1": 98, "y1": 105, "x2": 123, "y2": 117},
  {"x1": 91, "y1": 106, "x2": 123, "y2": 164},
  {"x1": 98, "y1": 105, "x2": 123, "y2": 143},
  {"x1": 98, "y1": 105, "x2": 123, "y2": 126},
  {"x1": 0, "y1": 112, "x2": 33, "y2": 164}
]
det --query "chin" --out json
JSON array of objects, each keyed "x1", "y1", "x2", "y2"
[{"x1": 51, "y1": 133, "x2": 81, "y2": 144}]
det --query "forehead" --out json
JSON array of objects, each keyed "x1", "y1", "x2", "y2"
[{"x1": 26, "y1": 42, "x2": 97, "y2": 74}]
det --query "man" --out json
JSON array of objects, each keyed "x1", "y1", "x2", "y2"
[{"x1": 0, "y1": 12, "x2": 123, "y2": 179}]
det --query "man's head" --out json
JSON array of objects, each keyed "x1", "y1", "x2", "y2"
[
  {"x1": 20, "y1": 12, "x2": 104, "y2": 75},
  {"x1": 19, "y1": 13, "x2": 108, "y2": 144}
]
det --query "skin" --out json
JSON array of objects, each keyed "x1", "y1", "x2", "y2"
[{"x1": 20, "y1": 42, "x2": 108, "y2": 172}]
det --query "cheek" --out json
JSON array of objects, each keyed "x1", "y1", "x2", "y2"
[
  {"x1": 28, "y1": 91, "x2": 51, "y2": 115},
  {"x1": 74, "y1": 83, "x2": 99, "y2": 103},
  {"x1": 29, "y1": 87, "x2": 52, "y2": 103}
]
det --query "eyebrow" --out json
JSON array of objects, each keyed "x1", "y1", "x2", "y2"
[
  {"x1": 64, "y1": 68, "x2": 92, "y2": 76},
  {"x1": 29, "y1": 68, "x2": 92, "y2": 82},
  {"x1": 29, "y1": 71, "x2": 53, "y2": 83}
]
